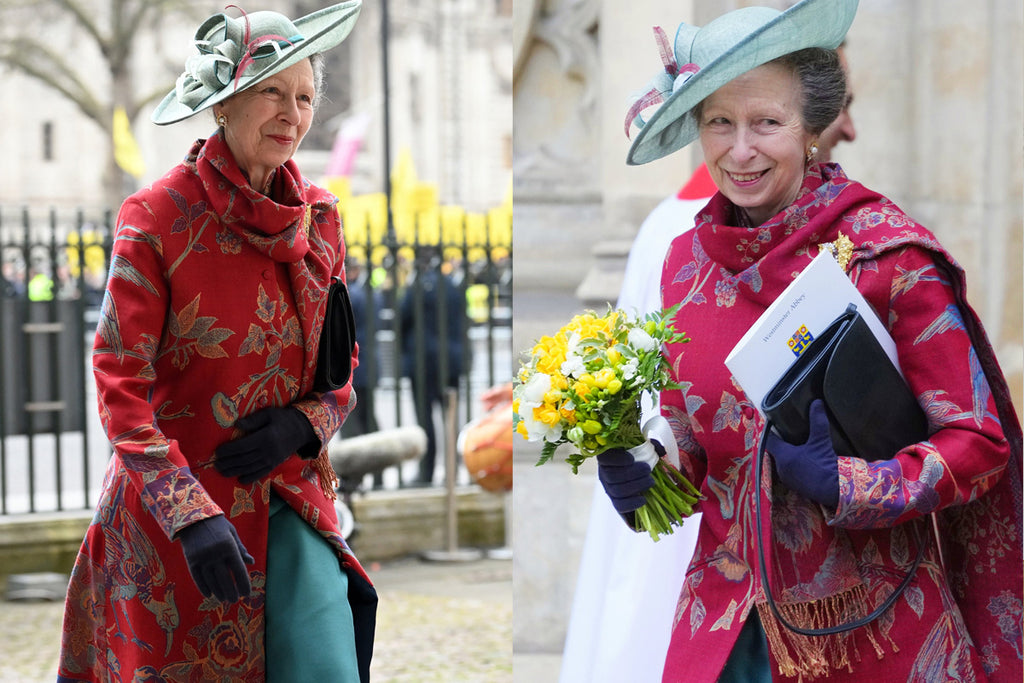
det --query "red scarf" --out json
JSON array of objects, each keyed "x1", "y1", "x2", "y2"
[{"x1": 187, "y1": 132, "x2": 344, "y2": 496}]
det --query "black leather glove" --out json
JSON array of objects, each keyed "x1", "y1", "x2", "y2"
[
  {"x1": 215, "y1": 406, "x2": 317, "y2": 483},
  {"x1": 178, "y1": 515, "x2": 254, "y2": 603},
  {"x1": 596, "y1": 446, "x2": 656, "y2": 514}
]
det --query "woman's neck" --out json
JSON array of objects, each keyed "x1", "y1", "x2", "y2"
[
  {"x1": 246, "y1": 168, "x2": 275, "y2": 195},
  {"x1": 734, "y1": 207, "x2": 757, "y2": 228}
]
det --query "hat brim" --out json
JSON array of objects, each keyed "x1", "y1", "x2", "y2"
[
  {"x1": 626, "y1": 0, "x2": 858, "y2": 166},
  {"x1": 152, "y1": 1, "x2": 361, "y2": 125}
]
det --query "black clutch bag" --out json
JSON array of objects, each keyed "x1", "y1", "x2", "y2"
[
  {"x1": 761, "y1": 303, "x2": 929, "y2": 460},
  {"x1": 313, "y1": 276, "x2": 356, "y2": 392},
  {"x1": 756, "y1": 303, "x2": 930, "y2": 636}
]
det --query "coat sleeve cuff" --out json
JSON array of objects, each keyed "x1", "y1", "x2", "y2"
[{"x1": 143, "y1": 469, "x2": 223, "y2": 541}]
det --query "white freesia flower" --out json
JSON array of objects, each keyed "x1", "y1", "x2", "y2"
[
  {"x1": 520, "y1": 408, "x2": 563, "y2": 442},
  {"x1": 519, "y1": 372, "x2": 551, "y2": 403},
  {"x1": 514, "y1": 373, "x2": 562, "y2": 442},
  {"x1": 566, "y1": 331, "x2": 582, "y2": 354},
  {"x1": 560, "y1": 353, "x2": 585, "y2": 378},
  {"x1": 627, "y1": 327, "x2": 658, "y2": 352},
  {"x1": 620, "y1": 358, "x2": 639, "y2": 381}
]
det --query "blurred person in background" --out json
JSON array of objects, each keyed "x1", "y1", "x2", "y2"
[
  {"x1": 400, "y1": 246, "x2": 466, "y2": 485},
  {"x1": 341, "y1": 256, "x2": 382, "y2": 439}
]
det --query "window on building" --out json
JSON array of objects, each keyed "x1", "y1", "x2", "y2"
[
  {"x1": 410, "y1": 72, "x2": 422, "y2": 124},
  {"x1": 42, "y1": 121, "x2": 54, "y2": 161}
]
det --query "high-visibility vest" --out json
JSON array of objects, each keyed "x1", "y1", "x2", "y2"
[{"x1": 28, "y1": 273, "x2": 54, "y2": 302}]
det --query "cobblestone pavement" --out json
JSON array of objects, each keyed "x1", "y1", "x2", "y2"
[{"x1": 0, "y1": 556, "x2": 512, "y2": 683}]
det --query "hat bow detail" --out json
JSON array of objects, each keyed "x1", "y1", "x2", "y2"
[
  {"x1": 174, "y1": 12, "x2": 305, "y2": 111},
  {"x1": 624, "y1": 27, "x2": 700, "y2": 139}
]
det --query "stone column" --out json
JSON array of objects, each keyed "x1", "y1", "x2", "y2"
[{"x1": 576, "y1": 2, "x2": 698, "y2": 306}]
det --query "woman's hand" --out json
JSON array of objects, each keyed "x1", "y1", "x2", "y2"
[
  {"x1": 766, "y1": 399, "x2": 840, "y2": 509},
  {"x1": 215, "y1": 407, "x2": 317, "y2": 483},
  {"x1": 596, "y1": 443, "x2": 660, "y2": 513},
  {"x1": 177, "y1": 515, "x2": 254, "y2": 603}
]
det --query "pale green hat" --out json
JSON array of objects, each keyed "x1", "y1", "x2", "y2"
[
  {"x1": 152, "y1": 2, "x2": 361, "y2": 125},
  {"x1": 625, "y1": 0, "x2": 858, "y2": 165}
]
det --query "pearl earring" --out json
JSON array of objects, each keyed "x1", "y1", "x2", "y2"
[
  {"x1": 806, "y1": 144, "x2": 818, "y2": 163},
  {"x1": 217, "y1": 114, "x2": 227, "y2": 128}
]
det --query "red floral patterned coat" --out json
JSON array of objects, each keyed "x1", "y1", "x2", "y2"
[
  {"x1": 58, "y1": 132, "x2": 375, "y2": 682},
  {"x1": 658, "y1": 164, "x2": 1022, "y2": 682}
]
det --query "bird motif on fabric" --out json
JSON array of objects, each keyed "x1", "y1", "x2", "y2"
[{"x1": 105, "y1": 504, "x2": 180, "y2": 656}]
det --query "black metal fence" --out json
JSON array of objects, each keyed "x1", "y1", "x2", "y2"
[{"x1": 0, "y1": 205, "x2": 511, "y2": 515}]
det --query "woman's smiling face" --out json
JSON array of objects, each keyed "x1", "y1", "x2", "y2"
[
  {"x1": 214, "y1": 58, "x2": 316, "y2": 192},
  {"x1": 698, "y1": 62, "x2": 814, "y2": 227}
]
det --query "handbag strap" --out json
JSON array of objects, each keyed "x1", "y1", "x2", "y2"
[{"x1": 754, "y1": 425, "x2": 926, "y2": 637}]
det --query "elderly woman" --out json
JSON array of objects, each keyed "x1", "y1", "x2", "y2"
[
  {"x1": 57, "y1": 4, "x2": 375, "y2": 682},
  {"x1": 596, "y1": 1, "x2": 1023, "y2": 681}
]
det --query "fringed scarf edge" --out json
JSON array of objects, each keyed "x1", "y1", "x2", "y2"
[{"x1": 756, "y1": 583, "x2": 897, "y2": 682}]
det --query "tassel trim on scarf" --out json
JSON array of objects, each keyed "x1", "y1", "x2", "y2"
[
  {"x1": 757, "y1": 583, "x2": 895, "y2": 682},
  {"x1": 313, "y1": 451, "x2": 338, "y2": 501}
]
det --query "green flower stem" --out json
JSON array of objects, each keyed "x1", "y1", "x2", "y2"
[
  {"x1": 636, "y1": 507, "x2": 656, "y2": 542},
  {"x1": 664, "y1": 464, "x2": 702, "y2": 497},
  {"x1": 648, "y1": 488, "x2": 671, "y2": 528},
  {"x1": 635, "y1": 461, "x2": 702, "y2": 542}
]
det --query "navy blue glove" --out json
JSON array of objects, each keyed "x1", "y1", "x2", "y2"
[
  {"x1": 178, "y1": 515, "x2": 254, "y2": 603},
  {"x1": 766, "y1": 399, "x2": 840, "y2": 509},
  {"x1": 215, "y1": 407, "x2": 317, "y2": 483},
  {"x1": 596, "y1": 445, "x2": 657, "y2": 514}
]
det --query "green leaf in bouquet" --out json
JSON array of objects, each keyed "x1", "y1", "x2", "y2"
[
  {"x1": 536, "y1": 441, "x2": 558, "y2": 466},
  {"x1": 565, "y1": 450, "x2": 588, "y2": 474},
  {"x1": 613, "y1": 342, "x2": 638, "y2": 360}
]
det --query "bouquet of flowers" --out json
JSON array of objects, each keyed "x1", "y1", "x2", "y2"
[{"x1": 513, "y1": 305, "x2": 702, "y2": 540}]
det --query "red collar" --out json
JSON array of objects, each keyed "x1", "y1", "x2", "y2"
[{"x1": 676, "y1": 163, "x2": 717, "y2": 200}]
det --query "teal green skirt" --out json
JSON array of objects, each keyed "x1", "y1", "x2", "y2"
[
  {"x1": 717, "y1": 609, "x2": 772, "y2": 683},
  {"x1": 266, "y1": 494, "x2": 360, "y2": 682}
]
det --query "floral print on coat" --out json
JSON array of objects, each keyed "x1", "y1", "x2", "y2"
[
  {"x1": 658, "y1": 164, "x2": 1022, "y2": 683},
  {"x1": 58, "y1": 132, "x2": 375, "y2": 682}
]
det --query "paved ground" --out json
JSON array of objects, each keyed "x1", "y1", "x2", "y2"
[
  {"x1": 511, "y1": 653, "x2": 562, "y2": 683},
  {"x1": 0, "y1": 555, "x2": 512, "y2": 683}
]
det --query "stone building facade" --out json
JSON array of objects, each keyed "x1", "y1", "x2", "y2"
[{"x1": 0, "y1": 0, "x2": 511, "y2": 214}]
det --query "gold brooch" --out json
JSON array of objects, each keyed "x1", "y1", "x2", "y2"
[{"x1": 819, "y1": 232, "x2": 854, "y2": 272}]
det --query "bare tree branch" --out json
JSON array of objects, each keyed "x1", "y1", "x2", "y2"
[
  {"x1": 0, "y1": 0, "x2": 225, "y2": 203},
  {"x1": 0, "y1": 37, "x2": 106, "y2": 127},
  {"x1": 51, "y1": 0, "x2": 110, "y2": 58},
  {"x1": 133, "y1": 82, "x2": 177, "y2": 117}
]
